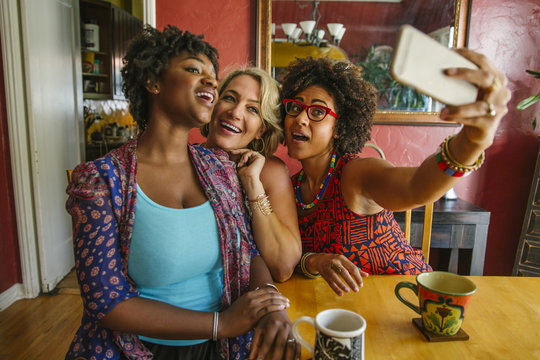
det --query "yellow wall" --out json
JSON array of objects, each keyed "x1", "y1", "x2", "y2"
[
  {"x1": 131, "y1": 0, "x2": 143, "y2": 21},
  {"x1": 272, "y1": 41, "x2": 348, "y2": 68}
]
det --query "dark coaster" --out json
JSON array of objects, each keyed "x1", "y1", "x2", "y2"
[{"x1": 412, "y1": 318, "x2": 469, "y2": 342}]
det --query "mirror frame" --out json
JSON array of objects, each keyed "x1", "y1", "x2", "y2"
[{"x1": 256, "y1": 0, "x2": 471, "y2": 126}]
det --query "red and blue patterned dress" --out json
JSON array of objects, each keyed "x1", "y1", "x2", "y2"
[{"x1": 293, "y1": 153, "x2": 431, "y2": 275}]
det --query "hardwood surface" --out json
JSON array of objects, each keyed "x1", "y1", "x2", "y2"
[
  {"x1": 2, "y1": 274, "x2": 537, "y2": 359},
  {"x1": 56, "y1": 269, "x2": 79, "y2": 295},
  {"x1": 0, "y1": 293, "x2": 82, "y2": 359},
  {"x1": 278, "y1": 274, "x2": 540, "y2": 360}
]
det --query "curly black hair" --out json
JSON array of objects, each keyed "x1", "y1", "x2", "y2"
[
  {"x1": 121, "y1": 25, "x2": 219, "y2": 131},
  {"x1": 280, "y1": 57, "x2": 377, "y2": 157}
]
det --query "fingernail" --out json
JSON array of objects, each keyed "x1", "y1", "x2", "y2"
[
  {"x1": 444, "y1": 68, "x2": 457, "y2": 75},
  {"x1": 353, "y1": 287, "x2": 359, "y2": 292}
]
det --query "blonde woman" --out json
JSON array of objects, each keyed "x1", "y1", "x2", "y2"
[{"x1": 202, "y1": 67, "x2": 302, "y2": 282}]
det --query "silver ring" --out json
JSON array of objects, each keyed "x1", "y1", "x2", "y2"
[
  {"x1": 486, "y1": 101, "x2": 496, "y2": 117},
  {"x1": 287, "y1": 338, "x2": 296, "y2": 343}
]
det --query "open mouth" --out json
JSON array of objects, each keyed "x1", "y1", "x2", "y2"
[
  {"x1": 220, "y1": 121, "x2": 241, "y2": 134},
  {"x1": 292, "y1": 132, "x2": 309, "y2": 142},
  {"x1": 196, "y1": 91, "x2": 215, "y2": 104}
]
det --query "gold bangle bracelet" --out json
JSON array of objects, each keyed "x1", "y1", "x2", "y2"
[
  {"x1": 441, "y1": 135, "x2": 485, "y2": 173},
  {"x1": 248, "y1": 193, "x2": 273, "y2": 216},
  {"x1": 299, "y1": 252, "x2": 320, "y2": 279}
]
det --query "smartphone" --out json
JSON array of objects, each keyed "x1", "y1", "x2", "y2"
[{"x1": 391, "y1": 24, "x2": 479, "y2": 106}]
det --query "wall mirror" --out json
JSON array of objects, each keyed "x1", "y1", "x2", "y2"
[{"x1": 257, "y1": 0, "x2": 471, "y2": 125}]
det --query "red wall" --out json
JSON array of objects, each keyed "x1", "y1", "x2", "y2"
[
  {"x1": 156, "y1": 0, "x2": 255, "y2": 77},
  {"x1": 462, "y1": 0, "x2": 540, "y2": 274},
  {"x1": 0, "y1": 34, "x2": 22, "y2": 293},
  {"x1": 157, "y1": 0, "x2": 540, "y2": 275}
]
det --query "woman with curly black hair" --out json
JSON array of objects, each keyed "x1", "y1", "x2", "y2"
[
  {"x1": 283, "y1": 55, "x2": 510, "y2": 296},
  {"x1": 65, "y1": 25, "x2": 299, "y2": 360}
]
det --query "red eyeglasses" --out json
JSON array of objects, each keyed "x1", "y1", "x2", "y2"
[{"x1": 283, "y1": 99, "x2": 339, "y2": 122}]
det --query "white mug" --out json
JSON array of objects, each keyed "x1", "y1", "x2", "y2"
[{"x1": 292, "y1": 308, "x2": 366, "y2": 360}]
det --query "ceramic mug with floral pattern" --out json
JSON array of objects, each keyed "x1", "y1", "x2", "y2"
[
  {"x1": 292, "y1": 308, "x2": 366, "y2": 360},
  {"x1": 395, "y1": 271, "x2": 477, "y2": 336}
]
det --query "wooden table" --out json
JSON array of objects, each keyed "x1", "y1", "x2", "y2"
[
  {"x1": 278, "y1": 274, "x2": 540, "y2": 359},
  {"x1": 394, "y1": 198, "x2": 490, "y2": 275}
]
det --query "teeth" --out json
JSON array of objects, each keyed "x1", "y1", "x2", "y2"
[
  {"x1": 292, "y1": 132, "x2": 308, "y2": 141},
  {"x1": 221, "y1": 122, "x2": 241, "y2": 133},
  {"x1": 196, "y1": 91, "x2": 215, "y2": 103}
]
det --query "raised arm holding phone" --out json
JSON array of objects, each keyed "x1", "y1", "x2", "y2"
[{"x1": 282, "y1": 47, "x2": 510, "y2": 296}]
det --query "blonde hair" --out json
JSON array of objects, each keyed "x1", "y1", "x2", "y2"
[{"x1": 201, "y1": 67, "x2": 283, "y2": 156}]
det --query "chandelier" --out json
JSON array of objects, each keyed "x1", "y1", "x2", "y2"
[{"x1": 273, "y1": 1, "x2": 346, "y2": 47}]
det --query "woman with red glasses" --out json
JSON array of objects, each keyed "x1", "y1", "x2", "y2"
[{"x1": 282, "y1": 55, "x2": 510, "y2": 296}]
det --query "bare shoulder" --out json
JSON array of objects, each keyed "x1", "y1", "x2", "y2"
[
  {"x1": 341, "y1": 156, "x2": 392, "y2": 214},
  {"x1": 262, "y1": 156, "x2": 291, "y2": 177},
  {"x1": 261, "y1": 156, "x2": 294, "y2": 191}
]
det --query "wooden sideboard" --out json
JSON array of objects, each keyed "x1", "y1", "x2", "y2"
[{"x1": 394, "y1": 197, "x2": 490, "y2": 275}]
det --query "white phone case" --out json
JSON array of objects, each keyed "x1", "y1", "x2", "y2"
[{"x1": 391, "y1": 25, "x2": 479, "y2": 106}]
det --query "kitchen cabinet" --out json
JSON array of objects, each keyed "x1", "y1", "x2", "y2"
[{"x1": 80, "y1": 0, "x2": 142, "y2": 100}]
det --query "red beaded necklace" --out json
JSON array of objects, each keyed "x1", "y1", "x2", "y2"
[{"x1": 294, "y1": 152, "x2": 337, "y2": 210}]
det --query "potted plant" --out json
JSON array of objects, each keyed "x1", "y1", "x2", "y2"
[
  {"x1": 517, "y1": 70, "x2": 540, "y2": 129},
  {"x1": 355, "y1": 44, "x2": 429, "y2": 111}
]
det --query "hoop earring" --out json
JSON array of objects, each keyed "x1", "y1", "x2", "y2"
[{"x1": 251, "y1": 138, "x2": 266, "y2": 154}]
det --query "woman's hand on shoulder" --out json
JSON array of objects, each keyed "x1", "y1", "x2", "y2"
[
  {"x1": 308, "y1": 253, "x2": 369, "y2": 296},
  {"x1": 218, "y1": 287, "x2": 290, "y2": 338},
  {"x1": 250, "y1": 310, "x2": 301, "y2": 360},
  {"x1": 439, "y1": 48, "x2": 511, "y2": 147}
]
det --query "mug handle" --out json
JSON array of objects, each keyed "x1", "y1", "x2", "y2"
[
  {"x1": 394, "y1": 281, "x2": 421, "y2": 315},
  {"x1": 292, "y1": 316, "x2": 315, "y2": 355}
]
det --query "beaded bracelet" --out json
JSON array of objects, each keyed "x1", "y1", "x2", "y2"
[
  {"x1": 298, "y1": 252, "x2": 320, "y2": 279},
  {"x1": 248, "y1": 193, "x2": 273, "y2": 216},
  {"x1": 435, "y1": 150, "x2": 467, "y2": 177},
  {"x1": 436, "y1": 135, "x2": 485, "y2": 177}
]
